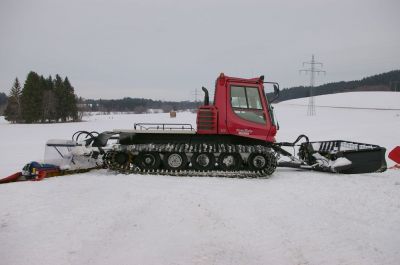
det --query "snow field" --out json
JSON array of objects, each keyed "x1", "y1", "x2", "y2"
[
  {"x1": 0, "y1": 92, "x2": 400, "y2": 265},
  {"x1": 1, "y1": 170, "x2": 399, "y2": 265},
  {"x1": 0, "y1": 112, "x2": 195, "y2": 177}
]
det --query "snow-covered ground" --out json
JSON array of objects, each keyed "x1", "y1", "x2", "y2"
[
  {"x1": 281, "y1": 91, "x2": 400, "y2": 110},
  {"x1": 0, "y1": 92, "x2": 399, "y2": 265}
]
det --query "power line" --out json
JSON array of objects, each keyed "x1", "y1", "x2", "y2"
[{"x1": 299, "y1": 54, "x2": 326, "y2": 116}]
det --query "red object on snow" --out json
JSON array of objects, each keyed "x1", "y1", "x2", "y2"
[
  {"x1": 389, "y1": 146, "x2": 400, "y2": 164},
  {"x1": 0, "y1": 172, "x2": 22, "y2": 184},
  {"x1": 0, "y1": 165, "x2": 61, "y2": 184},
  {"x1": 33, "y1": 168, "x2": 60, "y2": 181},
  {"x1": 35, "y1": 171, "x2": 48, "y2": 181}
]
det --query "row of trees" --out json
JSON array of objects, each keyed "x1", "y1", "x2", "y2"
[
  {"x1": 4, "y1": 71, "x2": 78, "y2": 123},
  {"x1": 267, "y1": 70, "x2": 400, "y2": 102},
  {"x1": 84, "y1": 98, "x2": 199, "y2": 113}
]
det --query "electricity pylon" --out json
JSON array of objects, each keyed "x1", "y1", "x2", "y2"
[{"x1": 300, "y1": 54, "x2": 326, "y2": 116}]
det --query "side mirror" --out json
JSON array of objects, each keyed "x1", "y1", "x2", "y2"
[
  {"x1": 263, "y1": 81, "x2": 280, "y2": 103},
  {"x1": 273, "y1": 84, "x2": 280, "y2": 96}
]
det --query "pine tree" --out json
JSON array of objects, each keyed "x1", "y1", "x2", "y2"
[
  {"x1": 4, "y1": 78, "x2": 22, "y2": 123},
  {"x1": 63, "y1": 77, "x2": 78, "y2": 121},
  {"x1": 54, "y1": 74, "x2": 69, "y2": 122},
  {"x1": 21, "y1": 71, "x2": 43, "y2": 123},
  {"x1": 47, "y1": 75, "x2": 57, "y2": 122},
  {"x1": 41, "y1": 75, "x2": 57, "y2": 122}
]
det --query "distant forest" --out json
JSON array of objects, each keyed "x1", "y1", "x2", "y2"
[
  {"x1": 86, "y1": 70, "x2": 400, "y2": 111},
  {"x1": 266, "y1": 70, "x2": 400, "y2": 102},
  {"x1": 83, "y1": 98, "x2": 199, "y2": 113},
  {"x1": 1, "y1": 70, "x2": 399, "y2": 118}
]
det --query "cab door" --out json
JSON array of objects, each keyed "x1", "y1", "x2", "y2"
[{"x1": 226, "y1": 82, "x2": 272, "y2": 141}]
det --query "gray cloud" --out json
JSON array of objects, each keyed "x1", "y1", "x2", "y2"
[{"x1": 1, "y1": 0, "x2": 399, "y2": 100}]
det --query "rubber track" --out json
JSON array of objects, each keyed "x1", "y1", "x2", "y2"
[{"x1": 103, "y1": 143, "x2": 277, "y2": 178}]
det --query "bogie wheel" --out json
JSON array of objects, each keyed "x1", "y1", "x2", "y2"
[
  {"x1": 248, "y1": 152, "x2": 277, "y2": 175},
  {"x1": 103, "y1": 151, "x2": 115, "y2": 167},
  {"x1": 191, "y1": 153, "x2": 215, "y2": 171},
  {"x1": 113, "y1": 151, "x2": 132, "y2": 170},
  {"x1": 163, "y1": 152, "x2": 188, "y2": 170},
  {"x1": 137, "y1": 152, "x2": 161, "y2": 170},
  {"x1": 218, "y1": 153, "x2": 242, "y2": 171}
]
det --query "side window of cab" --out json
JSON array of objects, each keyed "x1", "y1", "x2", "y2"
[{"x1": 230, "y1": 86, "x2": 266, "y2": 124}]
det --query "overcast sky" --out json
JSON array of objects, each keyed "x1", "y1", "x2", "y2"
[{"x1": 0, "y1": 0, "x2": 399, "y2": 101}]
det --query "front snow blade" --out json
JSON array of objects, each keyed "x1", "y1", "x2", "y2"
[{"x1": 300, "y1": 140, "x2": 387, "y2": 174}]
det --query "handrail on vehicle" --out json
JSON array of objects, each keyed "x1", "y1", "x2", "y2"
[{"x1": 134, "y1": 123, "x2": 194, "y2": 131}]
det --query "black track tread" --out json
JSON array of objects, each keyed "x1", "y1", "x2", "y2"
[{"x1": 103, "y1": 143, "x2": 277, "y2": 178}]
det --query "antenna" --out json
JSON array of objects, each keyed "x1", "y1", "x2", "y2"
[{"x1": 299, "y1": 54, "x2": 326, "y2": 116}]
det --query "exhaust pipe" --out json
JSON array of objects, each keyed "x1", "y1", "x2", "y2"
[{"x1": 202, "y1": 86, "x2": 209, "y2": 106}]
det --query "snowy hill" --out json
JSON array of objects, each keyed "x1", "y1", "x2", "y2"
[
  {"x1": 280, "y1": 91, "x2": 400, "y2": 110},
  {"x1": 0, "y1": 92, "x2": 400, "y2": 265}
]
